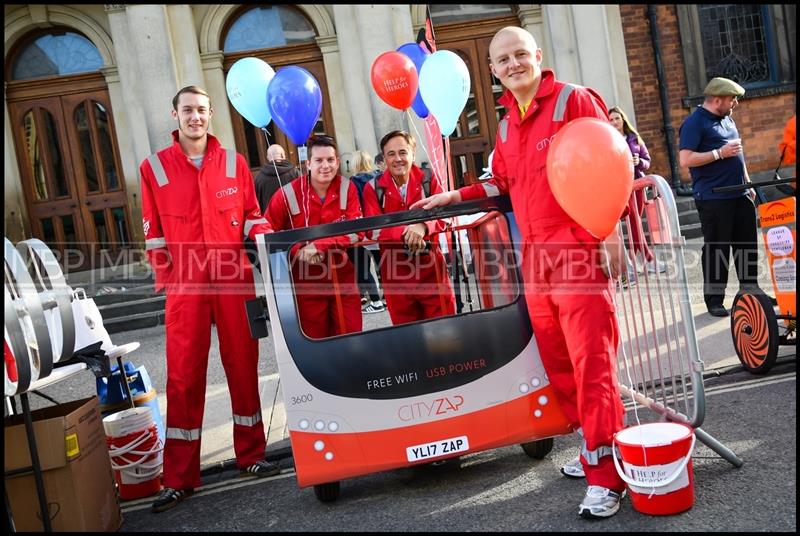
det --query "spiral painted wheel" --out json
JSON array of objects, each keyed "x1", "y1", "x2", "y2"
[{"x1": 731, "y1": 288, "x2": 779, "y2": 375}]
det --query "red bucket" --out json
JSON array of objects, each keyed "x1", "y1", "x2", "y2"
[
  {"x1": 613, "y1": 422, "x2": 696, "y2": 516},
  {"x1": 104, "y1": 409, "x2": 163, "y2": 501}
]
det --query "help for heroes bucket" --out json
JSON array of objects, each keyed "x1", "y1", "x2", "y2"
[
  {"x1": 613, "y1": 422, "x2": 696, "y2": 515},
  {"x1": 103, "y1": 407, "x2": 163, "y2": 500}
]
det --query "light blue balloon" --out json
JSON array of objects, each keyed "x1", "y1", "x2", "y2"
[
  {"x1": 226, "y1": 57, "x2": 275, "y2": 127},
  {"x1": 418, "y1": 50, "x2": 471, "y2": 136}
]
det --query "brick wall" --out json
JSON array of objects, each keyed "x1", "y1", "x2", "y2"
[{"x1": 619, "y1": 5, "x2": 796, "y2": 184}]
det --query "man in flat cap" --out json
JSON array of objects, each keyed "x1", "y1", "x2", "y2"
[{"x1": 678, "y1": 77, "x2": 759, "y2": 317}]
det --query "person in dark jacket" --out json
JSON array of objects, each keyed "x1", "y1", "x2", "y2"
[
  {"x1": 254, "y1": 144, "x2": 301, "y2": 212},
  {"x1": 349, "y1": 150, "x2": 385, "y2": 313}
]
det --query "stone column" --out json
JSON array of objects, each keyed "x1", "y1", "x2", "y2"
[
  {"x1": 164, "y1": 5, "x2": 205, "y2": 89},
  {"x1": 542, "y1": 5, "x2": 580, "y2": 81},
  {"x1": 200, "y1": 51, "x2": 235, "y2": 149},
  {"x1": 316, "y1": 35, "x2": 356, "y2": 171},
  {"x1": 107, "y1": 4, "x2": 179, "y2": 153},
  {"x1": 331, "y1": 5, "x2": 379, "y2": 159},
  {"x1": 353, "y1": 4, "x2": 407, "y2": 143}
]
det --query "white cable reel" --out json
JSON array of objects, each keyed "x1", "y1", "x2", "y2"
[
  {"x1": 4, "y1": 237, "x2": 54, "y2": 395},
  {"x1": 16, "y1": 239, "x2": 75, "y2": 365}
]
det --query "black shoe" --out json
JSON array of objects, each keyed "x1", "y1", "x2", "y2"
[
  {"x1": 707, "y1": 305, "x2": 730, "y2": 317},
  {"x1": 240, "y1": 459, "x2": 281, "y2": 478},
  {"x1": 151, "y1": 487, "x2": 194, "y2": 513}
]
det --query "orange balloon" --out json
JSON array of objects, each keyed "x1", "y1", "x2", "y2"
[{"x1": 546, "y1": 117, "x2": 633, "y2": 239}]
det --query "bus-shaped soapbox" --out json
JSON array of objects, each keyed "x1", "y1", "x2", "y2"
[{"x1": 253, "y1": 196, "x2": 571, "y2": 501}]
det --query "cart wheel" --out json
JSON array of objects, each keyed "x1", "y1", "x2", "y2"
[
  {"x1": 731, "y1": 288, "x2": 779, "y2": 375},
  {"x1": 313, "y1": 481, "x2": 340, "y2": 503},
  {"x1": 520, "y1": 437, "x2": 554, "y2": 459}
]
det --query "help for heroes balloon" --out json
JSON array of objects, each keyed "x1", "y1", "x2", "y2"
[{"x1": 370, "y1": 51, "x2": 418, "y2": 111}]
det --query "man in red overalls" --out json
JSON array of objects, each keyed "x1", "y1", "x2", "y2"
[
  {"x1": 140, "y1": 86, "x2": 279, "y2": 513},
  {"x1": 265, "y1": 135, "x2": 363, "y2": 338},
  {"x1": 413, "y1": 27, "x2": 627, "y2": 519},
  {"x1": 362, "y1": 130, "x2": 455, "y2": 324}
]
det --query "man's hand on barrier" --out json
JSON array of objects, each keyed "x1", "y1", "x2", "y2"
[
  {"x1": 410, "y1": 191, "x2": 462, "y2": 210},
  {"x1": 402, "y1": 223, "x2": 428, "y2": 253},
  {"x1": 600, "y1": 228, "x2": 625, "y2": 280},
  {"x1": 297, "y1": 243, "x2": 323, "y2": 265}
]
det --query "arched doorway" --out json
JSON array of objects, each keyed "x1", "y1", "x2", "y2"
[
  {"x1": 426, "y1": 5, "x2": 520, "y2": 187},
  {"x1": 221, "y1": 6, "x2": 336, "y2": 176},
  {"x1": 6, "y1": 29, "x2": 131, "y2": 270}
]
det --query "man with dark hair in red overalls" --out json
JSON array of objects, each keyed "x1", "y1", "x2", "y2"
[{"x1": 140, "y1": 86, "x2": 279, "y2": 513}]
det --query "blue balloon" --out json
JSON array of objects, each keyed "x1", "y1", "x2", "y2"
[
  {"x1": 396, "y1": 42, "x2": 430, "y2": 119},
  {"x1": 226, "y1": 57, "x2": 275, "y2": 127},
  {"x1": 419, "y1": 51, "x2": 471, "y2": 137},
  {"x1": 267, "y1": 66, "x2": 322, "y2": 146}
]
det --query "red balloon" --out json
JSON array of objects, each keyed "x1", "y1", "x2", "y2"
[
  {"x1": 370, "y1": 51, "x2": 419, "y2": 111},
  {"x1": 546, "y1": 117, "x2": 633, "y2": 239}
]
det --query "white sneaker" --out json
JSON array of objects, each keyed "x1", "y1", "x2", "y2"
[
  {"x1": 578, "y1": 485, "x2": 625, "y2": 519},
  {"x1": 362, "y1": 301, "x2": 385, "y2": 314},
  {"x1": 560, "y1": 456, "x2": 585, "y2": 479},
  {"x1": 647, "y1": 259, "x2": 667, "y2": 273}
]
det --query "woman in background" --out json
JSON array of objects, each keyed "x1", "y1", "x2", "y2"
[{"x1": 609, "y1": 106, "x2": 664, "y2": 276}]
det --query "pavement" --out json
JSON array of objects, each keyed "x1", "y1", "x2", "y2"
[{"x1": 20, "y1": 234, "x2": 796, "y2": 503}]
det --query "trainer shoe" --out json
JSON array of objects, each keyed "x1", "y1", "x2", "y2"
[
  {"x1": 241, "y1": 459, "x2": 280, "y2": 478},
  {"x1": 362, "y1": 301, "x2": 385, "y2": 314},
  {"x1": 707, "y1": 304, "x2": 729, "y2": 317},
  {"x1": 151, "y1": 487, "x2": 194, "y2": 513},
  {"x1": 578, "y1": 485, "x2": 625, "y2": 519},
  {"x1": 647, "y1": 259, "x2": 667, "y2": 273},
  {"x1": 560, "y1": 456, "x2": 585, "y2": 479}
]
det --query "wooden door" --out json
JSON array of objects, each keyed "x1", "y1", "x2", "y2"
[
  {"x1": 7, "y1": 77, "x2": 131, "y2": 270},
  {"x1": 432, "y1": 15, "x2": 518, "y2": 187}
]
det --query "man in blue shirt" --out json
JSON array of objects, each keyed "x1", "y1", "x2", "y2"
[{"x1": 678, "y1": 77, "x2": 758, "y2": 317}]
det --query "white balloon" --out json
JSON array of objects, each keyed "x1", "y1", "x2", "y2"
[
  {"x1": 226, "y1": 57, "x2": 275, "y2": 127},
  {"x1": 418, "y1": 51, "x2": 471, "y2": 136}
]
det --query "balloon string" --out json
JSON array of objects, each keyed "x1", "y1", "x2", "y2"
[
  {"x1": 261, "y1": 127, "x2": 294, "y2": 230},
  {"x1": 405, "y1": 110, "x2": 447, "y2": 194},
  {"x1": 301, "y1": 145, "x2": 310, "y2": 230}
]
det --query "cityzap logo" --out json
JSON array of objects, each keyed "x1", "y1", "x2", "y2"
[
  {"x1": 216, "y1": 186, "x2": 238, "y2": 199},
  {"x1": 397, "y1": 395, "x2": 464, "y2": 422},
  {"x1": 536, "y1": 134, "x2": 557, "y2": 152}
]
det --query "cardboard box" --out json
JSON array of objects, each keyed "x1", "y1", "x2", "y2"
[{"x1": 4, "y1": 396, "x2": 122, "y2": 532}]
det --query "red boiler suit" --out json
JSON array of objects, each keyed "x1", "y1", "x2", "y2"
[
  {"x1": 362, "y1": 166, "x2": 456, "y2": 324},
  {"x1": 266, "y1": 175, "x2": 363, "y2": 339},
  {"x1": 140, "y1": 131, "x2": 272, "y2": 490},
  {"x1": 459, "y1": 70, "x2": 625, "y2": 491}
]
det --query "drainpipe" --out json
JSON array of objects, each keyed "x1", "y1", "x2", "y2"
[{"x1": 647, "y1": 5, "x2": 690, "y2": 194}]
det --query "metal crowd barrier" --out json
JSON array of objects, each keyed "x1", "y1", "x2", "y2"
[{"x1": 614, "y1": 174, "x2": 742, "y2": 467}]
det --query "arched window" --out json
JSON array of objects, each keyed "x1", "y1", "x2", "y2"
[
  {"x1": 10, "y1": 30, "x2": 103, "y2": 81},
  {"x1": 223, "y1": 6, "x2": 316, "y2": 53},
  {"x1": 430, "y1": 4, "x2": 514, "y2": 24},
  {"x1": 222, "y1": 6, "x2": 333, "y2": 175}
]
